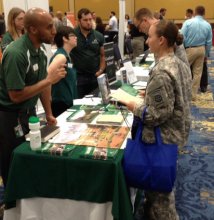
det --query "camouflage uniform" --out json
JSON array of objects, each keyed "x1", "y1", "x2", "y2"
[
  {"x1": 133, "y1": 53, "x2": 191, "y2": 220},
  {"x1": 134, "y1": 53, "x2": 191, "y2": 147},
  {"x1": 176, "y1": 51, "x2": 192, "y2": 146},
  {"x1": 175, "y1": 44, "x2": 190, "y2": 67},
  {"x1": 155, "y1": 45, "x2": 192, "y2": 136}
]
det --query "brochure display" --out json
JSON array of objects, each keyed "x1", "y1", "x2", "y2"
[
  {"x1": 123, "y1": 60, "x2": 137, "y2": 84},
  {"x1": 103, "y1": 42, "x2": 116, "y2": 83},
  {"x1": 97, "y1": 74, "x2": 111, "y2": 104},
  {"x1": 51, "y1": 123, "x2": 129, "y2": 149}
]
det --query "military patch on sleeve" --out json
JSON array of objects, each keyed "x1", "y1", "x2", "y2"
[
  {"x1": 154, "y1": 94, "x2": 163, "y2": 102},
  {"x1": 149, "y1": 88, "x2": 167, "y2": 107}
]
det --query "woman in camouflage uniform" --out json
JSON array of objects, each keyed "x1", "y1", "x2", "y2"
[{"x1": 121, "y1": 20, "x2": 191, "y2": 220}]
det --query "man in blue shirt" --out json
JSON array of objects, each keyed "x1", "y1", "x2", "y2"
[{"x1": 181, "y1": 5, "x2": 212, "y2": 100}]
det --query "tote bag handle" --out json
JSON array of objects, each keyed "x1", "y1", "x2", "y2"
[{"x1": 136, "y1": 107, "x2": 163, "y2": 146}]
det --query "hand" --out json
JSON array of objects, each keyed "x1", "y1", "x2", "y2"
[
  {"x1": 46, "y1": 114, "x2": 57, "y2": 125},
  {"x1": 95, "y1": 70, "x2": 102, "y2": 77},
  {"x1": 105, "y1": 25, "x2": 110, "y2": 31},
  {"x1": 117, "y1": 99, "x2": 136, "y2": 112},
  {"x1": 47, "y1": 54, "x2": 67, "y2": 84},
  {"x1": 139, "y1": 90, "x2": 146, "y2": 97},
  {"x1": 126, "y1": 101, "x2": 136, "y2": 112},
  {"x1": 47, "y1": 64, "x2": 67, "y2": 84}
]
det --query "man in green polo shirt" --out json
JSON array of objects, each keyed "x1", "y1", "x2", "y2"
[
  {"x1": 70, "y1": 8, "x2": 106, "y2": 98},
  {"x1": 0, "y1": 8, "x2": 66, "y2": 187}
]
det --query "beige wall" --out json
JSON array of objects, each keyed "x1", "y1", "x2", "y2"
[
  {"x1": 74, "y1": 0, "x2": 119, "y2": 21},
  {"x1": 135, "y1": 0, "x2": 214, "y2": 19},
  {"x1": 126, "y1": 0, "x2": 134, "y2": 20},
  {"x1": 49, "y1": 0, "x2": 68, "y2": 13},
  {"x1": 0, "y1": 0, "x2": 213, "y2": 20},
  {"x1": 0, "y1": 0, "x2": 3, "y2": 14}
]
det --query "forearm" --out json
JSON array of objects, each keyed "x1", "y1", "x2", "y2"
[
  {"x1": 8, "y1": 54, "x2": 66, "y2": 104},
  {"x1": 9, "y1": 78, "x2": 51, "y2": 104},
  {"x1": 95, "y1": 49, "x2": 106, "y2": 76},
  {"x1": 40, "y1": 86, "x2": 52, "y2": 117},
  {"x1": 99, "y1": 55, "x2": 106, "y2": 71}
]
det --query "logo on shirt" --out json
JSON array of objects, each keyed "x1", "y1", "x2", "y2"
[{"x1": 92, "y1": 39, "x2": 99, "y2": 44}]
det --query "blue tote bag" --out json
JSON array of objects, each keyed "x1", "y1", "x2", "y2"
[{"x1": 123, "y1": 109, "x2": 178, "y2": 192}]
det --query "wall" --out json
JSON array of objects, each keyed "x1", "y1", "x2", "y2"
[
  {"x1": 125, "y1": 0, "x2": 134, "y2": 20},
  {"x1": 0, "y1": 0, "x2": 3, "y2": 13},
  {"x1": 135, "y1": 0, "x2": 214, "y2": 19},
  {"x1": 49, "y1": 0, "x2": 68, "y2": 13},
  {"x1": 0, "y1": 0, "x2": 214, "y2": 20},
  {"x1": 74, "y1": 0, "x2": 119, "y2": 21}
]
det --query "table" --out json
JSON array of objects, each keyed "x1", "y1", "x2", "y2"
[{"x1": 4, "y1": 141, "x2": 133, "y2": 220}]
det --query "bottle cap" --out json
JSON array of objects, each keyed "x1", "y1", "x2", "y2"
[{"x1": 29, "y1": 116, "x2": 39, "y2": 124}]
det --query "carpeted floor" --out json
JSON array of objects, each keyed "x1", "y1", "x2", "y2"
[
  {"x1": 0, "y1": 51, "x2": 214, "y2": 220},
  {"x1": 175, "y1": 52, "x2": 214, "y2": 220},
  {"x1": 135, "y1": 50, "x2": 214, "y2": 220}
]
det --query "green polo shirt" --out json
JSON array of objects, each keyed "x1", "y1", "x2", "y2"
[
  {"x1": 70, "y1": 27, "x2": 104, "y2": 82},
  {"x1": 0, "y1": 34, "x2": 47, "y2": 110},
  {"x1": 51, "y1": 48, "x2": 78, "y2": 105},
  {"x1": 1, "y1": 32, "x2": 14, "y2": 52}
]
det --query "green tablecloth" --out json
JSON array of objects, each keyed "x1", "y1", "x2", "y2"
[{"x1": 5, "y1": 143, "x2": 133, "y2": 220}]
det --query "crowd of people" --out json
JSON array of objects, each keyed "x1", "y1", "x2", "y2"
[{"x1": 0, "y1": 4, "x2": 213, "y2": 220}]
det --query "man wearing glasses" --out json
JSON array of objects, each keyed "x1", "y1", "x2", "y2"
[
  {"x1": 134, "y1": 8, "x2": 189, "y2": 66},
  {"x1": 71, "y1": 8, "x2": 106, "y2": 98}
]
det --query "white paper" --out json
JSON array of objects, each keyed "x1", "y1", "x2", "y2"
[
  {"x1": 123, "y1": 61, "x2": 137, "y2": 84},
  {"x1": 110, "y1": 88, "x2": 143, "y2": 104},
  {"x1": 133, "y1": 81, "x2": 147, "y2": 87},
  {"x1": 73, "y1": 97, "x2": 102, "y2": 106}
]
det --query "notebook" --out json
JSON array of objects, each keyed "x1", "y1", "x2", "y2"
[
  {"x1": 96, "y1": 110, "x2": 125, "y2": 125},
  {"x1": 40, "y1": 125, "x2": 60, "y2": 142}
]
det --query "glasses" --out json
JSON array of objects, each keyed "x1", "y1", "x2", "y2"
[
  {"x1": 68, "y1": 34, "x2": 76, "y2": 38},
  {"x1": 136, "y1": 19, "x2": 145, "y2": 30}
]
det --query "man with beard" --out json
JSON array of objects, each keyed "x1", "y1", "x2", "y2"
[
  {"x1": 70, "y1": 8, "x2": 105, "y2": 98},
  {"x1": 0, "y1": 7, "x2": 66, "y2": 187}
]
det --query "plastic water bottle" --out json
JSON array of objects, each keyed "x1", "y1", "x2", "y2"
[{"x1": 29, "y1": 116, "x2": 41, "y2": 150}]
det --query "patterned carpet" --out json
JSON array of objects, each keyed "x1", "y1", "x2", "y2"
[
  {"x1": 135, "y1": 51, "x2": 214, "y2": 220},
  {"x1": 175, "y1": 52, "x2": 214, "y2": 220},
  {"x1": 0, "y1": 52, "x2": 214, "y2": 219}
]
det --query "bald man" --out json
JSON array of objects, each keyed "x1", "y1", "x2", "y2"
[{"x1": 0, "y1": 8, "x2": 66, "y2": 187}]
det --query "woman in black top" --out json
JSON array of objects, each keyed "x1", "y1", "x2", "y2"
[{"x1": 95, "y1": 17, "x2": 105, "y2": 35}]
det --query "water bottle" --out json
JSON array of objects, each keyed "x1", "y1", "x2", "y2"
[{"x1": 29, "y1": 116, "x2": 41, "y2": 150}]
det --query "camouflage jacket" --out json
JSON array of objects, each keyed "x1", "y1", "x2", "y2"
[
  {"x1": 175, "y1": 44, "x2": 190, "y2": 67},
  {"x1": 134, "y1": 53, "x2": 191, "y2": 147}
]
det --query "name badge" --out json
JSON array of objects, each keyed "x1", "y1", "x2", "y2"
[
  {"x1": 68, "y1": 63, "x2": 73, "y2": 69},
  {"x1": 33, "y1": 64, "x2": 39, "y2": 71}
]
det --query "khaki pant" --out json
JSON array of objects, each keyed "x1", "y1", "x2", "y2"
[{"x1": 185, "y1": 46, "x2": 205, "y2": 100}]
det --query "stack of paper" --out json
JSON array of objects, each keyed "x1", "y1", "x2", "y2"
[{"x1": 96, "y1": 110, "x2": 125, "y2": 125}]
